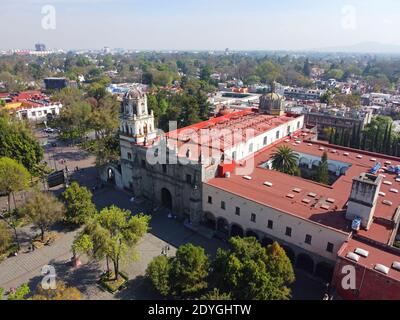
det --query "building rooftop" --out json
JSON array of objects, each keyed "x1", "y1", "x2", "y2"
[
  {"x1": 338, "y1": 238, "x2": 400, "y2": 282},
  {"x1": 206, "y1": 134, "x2": 400, "y2": 243},
  {"x1": 165, "y1": 109, "x2": 301, "y2": 152},
  {"x1": 0, "y1": 91, "x2": 60, "y2": 112}
]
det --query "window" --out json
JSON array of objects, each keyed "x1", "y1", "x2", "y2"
[
  {"x1": 221, "y1": 201, "x2": 226, "y2": 210},
  {"x1": 263, "y1": 136, "x2": 268, "y2": 146},
  {"x1": 127, "y1": 152, "x2": 132, "y2": 160},
  {"x1": 235, "y1": 207, "x2": 240, "y2": 216},
  {"x1": 267, "y1": 220, "x2": 273, "y2": 230},
  {"x1": 276, "y1": 131, "x2": 280, "y2": 140},
  {"x1": 249, "y1": 143, "x2": 254, "y2": 153},
  {"x1": 162, "y1": 164, "x2": 167, "y2": 173},
  {"x1": 31, "y1": 111, "x2": 36, "y2": 117},
  {"x1": 232, "y1": 151, "x2": 236, "y2": 160},
  {"x1": 251, "y1": 213, "x2": 256, "y2": 223},
  {"x1": 285, "y1": 227, "x2": 292, "y2": 237},
  {"x1": 287, "y1": 126, "x2": 291, "y2": 134},
  {"x1": 186, "y1": 174, "x2": 192, "y2": 184},
  {"x1": 326, "y1": 242, "x2": 334, "y2": 253},
  {"x1": 297, "y1": 121, "x2": 301, "y2": 129},
  {"x1": 208, "y1": 196, "x2": 213, "y2": 204},
  {"x1": 305, "y1": 234, "x2": 312, "y2": 245}
]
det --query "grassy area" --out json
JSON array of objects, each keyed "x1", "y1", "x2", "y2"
[
  {"x1": 0, "y1": 244, "x2": 19, "y2": 262},
  {"x1": 99, "y1": 271, "x2": 129, "y2": 294},
  {"x1": 32, "y1": 231, "x2": 59, "y2": 249}
]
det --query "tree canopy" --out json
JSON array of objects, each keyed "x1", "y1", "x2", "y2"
[
  {"x1": 20, "y1": 189, "x2": 65, "y2": 241},
  {"x1": 73, "y1": 206, "x2": 150, "y2": 280},
  {"x1": 213, "y1": 238, "x2": 295, "y2": 300},
  {"x1": 0, "y1": 116, "x2": 43, "y2": 175},
  {"x1": 271, "y1": 146, "x2": 300, "y2": 176},
  {"x1": 61, "y1": 182, "x2": 97, "y2": 225}
]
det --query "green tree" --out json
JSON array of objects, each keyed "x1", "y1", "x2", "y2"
[
  {"x1": 200, "y1": 288, "x2": 232, "y2": 300},
  {"x1": 0, "y1": 157, "x2": 30, "y2": 250},
  {"x1": 146, "y1": 255, "x2": 172, "y2": 297},
  {"x1": 73, "y1": 206, "x2": 150, "y2": 280},
  {"x1": 169, "y1": 243, "x2": 210, "y2": 298},
  {"x1": 271, "y1": 146, "x2": 300, "y2": 176},
  {"x1": 20, "y1": 189, "x2": 65, "y2": 241},
  {"x1": 58, "y1": 101, "x2": 92, "y2": 141},
  {"x1": 33, "y1": 281, "x2": 82, "y2": 300},
  {"x1": 0, "y1": 220, "x2": 13, "y2": 255},
  {"x1": 0, "y1": 157, "x2": 30, "y2": 212},
  {"x1": 7, "y1": 283, "x2": 30, "y2": 300},
  {"x1": 213, "y1": 238, "x2": 295, "y2": 300},
  {"x1": 303, "y1": 58, "x2": 311, "y2": 77},
  {"x1": 61, "y1": 182, "x2": 97, "y2": 225},
  {"x1": 316, "y1": 152, "x2": 329, "y2": 184},
  {"x1": 0, "y1": 116, "x2": 44, "y2": 175},
  {"x1": 320, "y1": 92, "x2": 333, "y2": 105}
]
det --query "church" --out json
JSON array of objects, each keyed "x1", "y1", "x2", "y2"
[
  {"x1": 111, "y1": 85, "x2": 304, "y2": 226},
  {"x1": 102, "y1": 86, "x2": 400, "y2": 299}
]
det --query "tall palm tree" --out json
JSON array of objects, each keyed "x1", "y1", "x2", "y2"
[{"x1": 271, "y1": 146, "x2": 300, "y2": 176}]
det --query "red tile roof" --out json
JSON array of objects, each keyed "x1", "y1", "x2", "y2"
[
  {"x1": 338, "y1": 238, "x2": 400, "y2": 282},
  {"x1": 206, "y1": 136, "x2": 400, "y2": 242}
]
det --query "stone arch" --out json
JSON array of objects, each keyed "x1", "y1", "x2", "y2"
[
  {"x1": 312, "y1": 160, "x2": 321, "y2": 169},
  {"x1": 203, "y1": 211, "x2": 216, "y2": 230},
  {"x1": 107, "y1": 167, "x2": 115, "y2": 185},
  {"x1": 282, "y1": 245, "x2": 296, "y2": 264},
  {"x1": 216, "y1": 217, "x2": 229, "y2": 236},
  {"x1": 299, "y1": 157, "x2": 310, "y2": 168},
  {"x1": 340, "y1": 166, "x2": 349, "y2": 175},
  {"x1": 315, "y1": 262, "x2": 335, "y2": 282},
  {"x1": 230, "y1": 224, "x2": 244, "y2": 238},
  {"x1": 245, "y1": 230, "x2": 259, "y2": 240},
  {"x1": 296, "y1": 253, "x2": 315, "y2": 274},
  {"x1": 327, "y1": 163, "x2": 338, "y2": 173},
  {"x1": 161, "y1": 188, "x2": 173, "y2": 210}
]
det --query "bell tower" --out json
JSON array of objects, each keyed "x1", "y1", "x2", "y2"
[{"x1": 120, "y1": 87, "x2": 157, "y2": 144}]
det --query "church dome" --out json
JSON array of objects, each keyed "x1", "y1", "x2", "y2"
[
  {"x1": 263, "y1": 92, "x2": 283, "y2": 101},
  {"x1": 125, "y1": 87, "x2": 145, "y2": 100}
]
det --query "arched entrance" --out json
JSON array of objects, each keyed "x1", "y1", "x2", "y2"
[
  {"x1": 246, "y1": 230, "x2": 259, "y2": 240},
  {"x1": 296, "y1": 253, "x2": 315, "y2": 274},
  {"x1": 202, "y1": 212, "x2": 216, "y2": 230},
  {"x1": 315, "y1": 262, "x2": 335, "y2": 282},
  {"x1": 282, "y1": 246, "x2": 296, "y2": 264},
  {"x1": 262, "y1": 237, "x2": 274, "y2": 247},
  {"x1": 107, "y1": 168, "x2": 115, "y2": 185},
  {"x1": 216, "y1": 217, "x2": 229, "y2": 236},
  {"x1": 161, "y1": 188, "x2": 172, "y2": 210},
  {"x1": 230, "y1": 224, "x2": 244, "y2": 238}
]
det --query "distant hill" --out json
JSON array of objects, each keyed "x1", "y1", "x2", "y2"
[{"x1": 309, "y1": 42, "x2": 400, "y2": 54}]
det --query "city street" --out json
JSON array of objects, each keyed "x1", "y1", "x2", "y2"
[{"x1": 0, "y1": 132, "x2": 326, "y2": 300}]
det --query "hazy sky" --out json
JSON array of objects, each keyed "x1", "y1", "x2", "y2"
[{"x1": 1, "y1": 0, "x2": 400, "y2": 50}]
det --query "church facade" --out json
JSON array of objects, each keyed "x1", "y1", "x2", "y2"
[{"x1": 115, "y1": 86, "x2": 304, "y2": 227}]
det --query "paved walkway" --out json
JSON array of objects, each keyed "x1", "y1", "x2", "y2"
[{"x1": 0, "y1": 132, "x2": 325, "y2": 300}]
